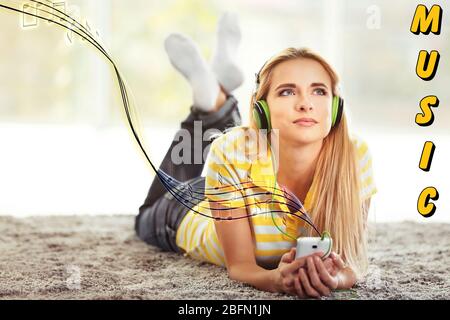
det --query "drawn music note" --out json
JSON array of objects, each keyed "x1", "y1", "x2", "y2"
[
  {"x1": 214, "y1": 172, "x2": 232, "y2": 218},
  {"x1": 22, "y1": 3, "x2": 38, "y2": 28},
  {"x1": 217, "y1": 172, "x2": 231, "y2": 200},
  {"x1": 80, "y1": 20, "x2": 91, "y2": 41},
  {"x1": 49, "y1": 1, "x2": 67, "y2": 24},
  {"x1": 185, "y1": 184, "x2": 194, "y2": 199},
  {"x1": 35, "y1": 1, "x2": 53, "y2": 24},
  {"x1": 66, "y1": 26, "x2": 73, "y2": 43},
  {"x1": 66, "y1": 5, "x2": 80, "y2": 44}
]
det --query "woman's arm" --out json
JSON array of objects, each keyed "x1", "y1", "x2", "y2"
[
  {"x1": 210, "y1": 201, "x2": 278, "y2": 291},
  {"x1": 229, "y1": 248, "x2": 317, "y2": 295},
  {"x1": 228, "y1": 262, "x2": 280, "y2": 293},
  {"x1": 211, "y1": 201, "x2": 312, "y2": 296}
]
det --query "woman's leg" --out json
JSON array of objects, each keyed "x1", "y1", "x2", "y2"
[
  {"x1": 135, "y1": 16, "x2": 244, "y2": 251},
  {"x1": 139, "y1": 29, "x2": 242, "y2": 207},
  {"x1": 136, "y1": 94, "x2": 241, "y2": 252},
  {"x1": 140, "y1": 90, "x2": 240, "y2": 209}
]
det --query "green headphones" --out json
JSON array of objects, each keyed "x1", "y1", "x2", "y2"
[
  {"x1": 253, "y1": 97, "x2": 344, "y2": 132},
  {"x1": 252, "y1": 62, "x2": 344, "y2": 132}
]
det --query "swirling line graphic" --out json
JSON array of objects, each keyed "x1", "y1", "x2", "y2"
[{"x1": 0, "y1": 0, "x2": 322, "y2": 237}]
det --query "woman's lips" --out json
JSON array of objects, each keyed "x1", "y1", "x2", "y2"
[{"x1": 293, "y1": 120, "x2": 317, "y2": 127}]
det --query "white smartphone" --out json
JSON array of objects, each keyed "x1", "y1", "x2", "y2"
[{"x1": 295, "y1": 236, "x2": 333, "y2": 260}]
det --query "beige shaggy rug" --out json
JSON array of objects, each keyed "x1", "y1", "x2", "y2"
[{"x1": 0, "y1": 215, "x2": 449, "y2": 300}]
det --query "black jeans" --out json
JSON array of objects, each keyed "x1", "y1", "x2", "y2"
[{"x1": 135, "y1": 95, "x2": 241, "y2": 252}]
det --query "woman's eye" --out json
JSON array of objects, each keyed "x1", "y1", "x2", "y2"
[
  {"x1": 313, "y1": 88, "x2": 327, "y2": 96},
  {"x1": 279, "y1": 89, "x2": 295, "y2": 96}
]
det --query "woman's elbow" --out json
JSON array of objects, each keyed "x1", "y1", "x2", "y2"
[{"x1": 227, "y1": 265, "x2": 242, "y2": 282}]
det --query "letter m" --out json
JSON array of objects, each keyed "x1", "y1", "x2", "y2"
[{"x1": 410, "y1": 4, "x2": 443, "y2": 35}]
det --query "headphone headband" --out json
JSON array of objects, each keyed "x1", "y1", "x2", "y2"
[{"x1": 254, "y1": 57, "x2": 273, "y2": 96}]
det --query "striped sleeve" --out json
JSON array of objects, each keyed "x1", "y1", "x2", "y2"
[
  {"x1": 204, "y1": 131, "x2": 248, "y2": 210},
  {"x1": 355, "y1": 137, "x2": 378, "y2": 201}
]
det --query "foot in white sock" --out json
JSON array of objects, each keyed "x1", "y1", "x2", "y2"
[
  {"x1": 164, "y1": 33, "x2": 219, "y2": 112},
  {"x1": 211, "y1": 12, "x2": 244, "y2": 94}
]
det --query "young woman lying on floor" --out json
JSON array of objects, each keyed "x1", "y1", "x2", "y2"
[{"x1": 135, "y1": 13, "x2": 377, "y2": 299}]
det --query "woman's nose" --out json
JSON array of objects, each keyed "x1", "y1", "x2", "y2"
[{"x1": 294, "y1": 95, "x2": 313, "y2": 111}]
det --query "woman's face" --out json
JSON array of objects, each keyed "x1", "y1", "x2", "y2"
[{"x1": 266, "y1": 58, "x2": 333, "y2": 146}]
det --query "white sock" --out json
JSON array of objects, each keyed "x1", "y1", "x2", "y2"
[
  {"x1": 164, "y1": 33, "x2": 219, "y2": 112},
  {"x1": 211, "y1": 12, "x2": 244, "y2": 94}
]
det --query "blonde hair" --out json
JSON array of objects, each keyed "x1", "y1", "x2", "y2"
[{"x1": 249, "y1": 47, "x2": 368, "y2": 280}]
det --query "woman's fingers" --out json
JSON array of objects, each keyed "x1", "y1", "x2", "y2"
[
  {"x1": 299, "y1": 268, "x2": 320, "y2": 299},
  {"x1": 328, "y1": 264, "x2": 338, "y2": 276},
  {"x1": 290, "y1": 247, "x2": 296, "y2": 259},
  {"x1": 306, "y1": 257, "x2": 331, "y2": 296},
  {"x1": 323, "y1": 258, "x2": 334, "y2": 272},
  {"x1": 331, "y1": 252, "x2": 346, "y2": 270},
  {"x1": 280, "y1": 248, "x2": 295, "y2": 263},
  {"x1": 322, "y1": 258, "x2": 333, "y2": 275},
  {"x1": 282, "y1": 270, "x2": 297, "y2": 290},
  {"x1": 314, "y1": 256, "x2": 338, "y2": 290},
  {"x1": 280, "y1": 256, "x2": 307, "y2": 278},
  {"x1": 294, "y1": 273, "x2": 305, "y2": 298}
]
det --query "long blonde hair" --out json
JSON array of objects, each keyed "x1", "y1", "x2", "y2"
[{"x1": 249, "y1": 47, "x2": 368, "y2": 280}]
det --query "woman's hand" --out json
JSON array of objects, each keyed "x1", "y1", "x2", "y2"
[
  {"x1": 275, "y1": 248, "x2": 323, "y2": 297},
  {"x1": 296, "y1": 252, "x2": 348, "y2": 299}
]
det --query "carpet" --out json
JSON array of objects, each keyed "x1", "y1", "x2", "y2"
[{"x1": 0, "y1": 216, "x2": 449, "y2": 300}]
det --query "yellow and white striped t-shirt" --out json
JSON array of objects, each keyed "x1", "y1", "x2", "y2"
[{"x1": 175, "y1": 126, "x2": 377, "y2": 269}]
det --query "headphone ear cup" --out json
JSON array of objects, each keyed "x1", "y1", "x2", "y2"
[
  {"x1": 252, "y1": 106, "x2": 263, "y2": 129},
  {"x1": 331, "y1": 96, "x2": 344, "y2": 128},
  {"x1": 335, "y1": 97, "x2": 344, "y2": 128},
  {"x1": 253, "y1": 100, "x2": 272, "y2": 132}
]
